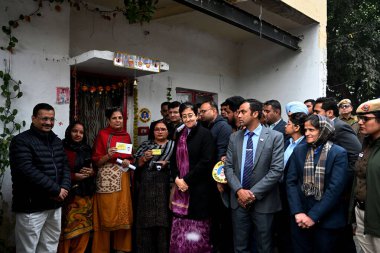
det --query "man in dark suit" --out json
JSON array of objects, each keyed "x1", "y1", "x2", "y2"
[
  {"x1": 263, "y1": 100, "x2": 289, "y2": 142},
  {"x1": 224, "y1": 99, "x2": 284, "y2": 253},
  {"x1": 314, "y1": 97, "x2": 362, "y2": 253}
]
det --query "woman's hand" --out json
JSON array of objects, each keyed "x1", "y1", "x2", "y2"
[
  {"x1": 80, "y1": 167, "x2": 94, "y2": 177},
  {"x1": 175, "y1": 177, "x2": 188, "y2": 192},
  {"x1": 121, "y1": 159, "x2": 130, "y2": 168},
  {"x1": 295, "y1": 213, "x2": 315, "y2": 229},
  {"x1": 74, "y1": 172, "x2": 90, "y2": 181},
  {"x1": 107, "y1": 147, "x2": 118, "y2": 159},
  {"x1": 143, "y1": 150, "x2": 153, "y2": 162}
]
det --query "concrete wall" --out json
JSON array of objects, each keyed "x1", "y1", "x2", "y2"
[
  {"x1": 238, "y1": 24, "x2": 326, "y2": 108},
  {"x1": 282, "y1": 0, "x2": 327, "y2": 49},
  {"x1": 70, "y1": 8, "x2": 240, "y2": 130},
  {"x1": 0, "y1": 0, "x2": 326, "y2": 248},
  {"x1": 0, "y1": 0, "x2": 70, "y2": 247}
]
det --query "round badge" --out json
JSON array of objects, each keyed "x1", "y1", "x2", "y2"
[
  {"x1": 212, "y1": 161, "x2": 227, "y2": 184},
  {"x1": 139, "y1": 108, "x2": 151, "y2": 123}
]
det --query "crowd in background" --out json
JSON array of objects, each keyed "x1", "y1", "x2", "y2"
[{"x1": 8, "y1": 95, "x2": 380, "y2": 253}]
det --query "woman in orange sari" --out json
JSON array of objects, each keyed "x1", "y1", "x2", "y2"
[{"x1": 92, "y1": 107, "x2": 133, "y2": 253}]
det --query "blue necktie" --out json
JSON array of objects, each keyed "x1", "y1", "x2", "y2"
[{"x1": 242, "y1": 132, "x2": 254, "y2": 189}]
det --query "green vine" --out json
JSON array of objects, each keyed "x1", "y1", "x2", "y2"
[
  {"x1": 0, "y1": 2, "x2": 158, "y2": 249},
  {"x1": 166, "y1": 87, "x2": 172, "y2": 102},
  {"x1": 133, "y1": 82, "x2": 139, "y2": 150}
]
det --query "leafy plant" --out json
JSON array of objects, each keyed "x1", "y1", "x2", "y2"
[
  {"x1": 0, "y1": 69, "x2": 25, "y2": 198},
  {"x1": 327, "y1": 0, "x2": 380, "y2": 106}
]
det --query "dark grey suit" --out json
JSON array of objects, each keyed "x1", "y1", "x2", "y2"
[
  {"x1": 332, "y1": 118, "x2": 362, "y2": 253},
  {"x1": 333, "y1": 118, "x2": 361, "y2": 176},
  {"x1": 225, "y1": 126, "x2": 284, "y2": 253}
]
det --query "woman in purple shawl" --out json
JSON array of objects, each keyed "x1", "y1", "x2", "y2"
[{"x1": 170, "y1": 102, "x2": 216, "y2": 253}]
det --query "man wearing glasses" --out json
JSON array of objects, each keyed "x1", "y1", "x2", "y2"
[
  {"x1": 9, "y1": 103, "x2": 71, "y2": 253},
  {"x1": 353, "y1": 98, "x2": 380, "y2": 253},
  {"x1": 338, "y1": 98, "x2": 359, "y2": 134}
]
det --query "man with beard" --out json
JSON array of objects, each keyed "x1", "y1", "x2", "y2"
[
  {"x1": 225, "y1": 99, "x2": 284, "y2": 253},
  {"x1": 199, "y1": 100, "x2": 233, "y2": 253},
  {"x1": 223, "y1": 96, "x2": 245, "y2": 132}
]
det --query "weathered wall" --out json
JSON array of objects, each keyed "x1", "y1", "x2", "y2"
[{"x1": 0, "y1": 0, "x2": 70, "y2": 248}]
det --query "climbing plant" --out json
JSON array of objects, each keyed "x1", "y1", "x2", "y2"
[
  {"x1": 0, "y1": 2, "x2": 158, "y2": 249},
  {"x1": 0, "y1": 0, "x2": 159, "y2": 186}
]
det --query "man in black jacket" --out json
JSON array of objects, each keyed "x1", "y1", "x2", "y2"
[
  {"x1": 199, "y1": 100, "x2": 234, "y2": 253},
  {"x1": 9, "y1": 103, "x2": 71, "y2": 253}
]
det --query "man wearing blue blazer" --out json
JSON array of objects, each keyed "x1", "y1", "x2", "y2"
[{"x1": 224, "y1": 99, "x2": 284, "y2": 253}]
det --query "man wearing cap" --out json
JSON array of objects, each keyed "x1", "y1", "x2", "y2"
[
  {"x1": 338, "y1": 99, "x2": 359, "y2": 134},
  {"x1": 352, "y1": 98, "x2": 380, "y2": 253},
  {"x1": 285, "y1": 101, "x2": 309, "y2": 116}
]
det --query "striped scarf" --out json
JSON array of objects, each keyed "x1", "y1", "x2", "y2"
[{"x1": 302, "y1": 115, "x2": 334, "y2": 200}]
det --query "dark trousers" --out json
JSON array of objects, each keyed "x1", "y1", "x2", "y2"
[
  {"x1": 231, "y1": 207, "x2": 274, "y2": 253},
  {"x1": 334, "y1": 224, "x2": 357, "y2": 253},
  {"x1": 290, "y1": 219, "x2": 342, "y2": 253},
  {"x1": 273, "y1": 182, "x2": 293, "y2": 253},
  {"x1": 211, "y1": 197, "x2": 234, "y2": 253}
]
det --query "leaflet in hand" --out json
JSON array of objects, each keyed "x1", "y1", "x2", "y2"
[{"x1": 115, "y1": 142, "x2": 133, "y2": 154}]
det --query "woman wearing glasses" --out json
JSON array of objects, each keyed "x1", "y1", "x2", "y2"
[
  {"x1": 134, "y1": 121, "x2": 175, "y2": 253},
  {"x1": 169, "y1": 102, "x2": 216, "y2": 253},
  {"x1": 352, "y1": 98, "x2": 380, "y2": 253},
  {"x1": 286, "y1": 114, "x2": 349, "y2": 253}
]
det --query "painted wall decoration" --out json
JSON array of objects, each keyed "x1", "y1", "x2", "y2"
[
  {"x1": 114, "y1": 52, "x2": 160, "y2": 73},
  {"x1": 139, "y1": 108, "x2": 151, "y2": 123},
  {"x1": 56, "y1": 87, "x2": 70, "y2": 104}
]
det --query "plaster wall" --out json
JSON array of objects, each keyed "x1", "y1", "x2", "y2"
[
  {"x1": 282, "y1": 0, "x2": 327, "y2": 48},
  {"x1": 237, "y1": 24, "x2": 326, "y2": 112},
  {"x1": 0, "y1": 0, "x2": 71, "y2": 137},
  {"x1": 0, "y1": 0, "x2": 70, "y2": 247},
  {"x1": 70, "y1": 9, "x2": 240, "y2": 129}
]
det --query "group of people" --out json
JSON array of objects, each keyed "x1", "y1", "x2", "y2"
[{"x1": 8, "y1": 95, "x2": 380, "y2": 253}]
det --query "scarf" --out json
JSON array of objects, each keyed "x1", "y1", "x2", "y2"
[
  {"x1": 302, "y1": 115, "x2": 334, "y2": 200},
  {"x1": 63, "y1": 123, "x2": 92, "y2": 172},
  {"x1": 171, "y1": 127, "x2": 191, "y2": 216}
]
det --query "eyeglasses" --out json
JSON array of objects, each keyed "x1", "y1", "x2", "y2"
[
  {"x1": 339, "y1": 104, "x2": 351, "y2": 109},
  {"x1": 38, "y1": 117, "x2": 56, "y2": 122},
  {"x1": 358, "y1": 115, "x2": 378, "y2": 123},
  {"x1": 154, "y1": 128, "x2": 167, "y2": 132},
  {"x1": 199, "y1": 108, "x2": 211, "y2": 114},
  {"x1": 182, "y1": 113, "x2": 195, "y2": 120}
]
